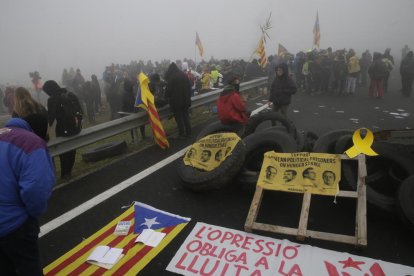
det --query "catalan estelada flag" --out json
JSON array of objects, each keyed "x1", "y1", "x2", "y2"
[
  {"x1": 278, "y1": 43, "x2": 289, "y2": 57},
  {"x1": 135, "y1": 72, "x2": 169, "y2": 149},
  {"x1": 313, "y1": 11, "x2": 321, "y2": 49},
  {"x1": 195, "y1": 32, "x2": 204, "y2": 57},
  {"x1": 255, "y1": 36, "x2": 267, "y2": 69},
  {"x1": 43, "y1": 203, "x2": 191, "y2": 275}
]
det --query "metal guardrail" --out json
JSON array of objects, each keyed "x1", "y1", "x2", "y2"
[{"x1": 47, "y1": 77, "x2": 268, "y2": 156}]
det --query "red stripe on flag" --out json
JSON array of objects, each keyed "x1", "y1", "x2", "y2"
[
  {"x1": 45, "y1": 212, "x2": 135, "y2": 275},
  {"x1": 68, "y1": 233, "x2": 130, "y2": 276},
  {"x1": 111, "y1": 226, "x2": 175, "y2": 275}
]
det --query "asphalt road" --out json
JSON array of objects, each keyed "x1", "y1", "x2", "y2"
[{"x1": 39, "y1": 79, "x2": 414, "y2": 275}]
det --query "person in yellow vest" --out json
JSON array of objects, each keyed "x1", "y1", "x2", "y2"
[
  {"x1": 210, "y1": 66, "x2": 222, "y2": 88},
  {"x1": 346, "y1": 49, "x2": 360, "y2": 94},
  {"x1": 200, "y1": 67, "x2": 212, "y2": 93}
]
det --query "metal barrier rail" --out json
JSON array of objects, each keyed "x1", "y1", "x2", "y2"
[{"x1": 47, "y1": 77, "x2": 268, "y2": 156}]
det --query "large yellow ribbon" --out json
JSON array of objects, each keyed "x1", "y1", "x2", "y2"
[{"x1": 345, "y1": 128, "x2": 378, "y2": 158}]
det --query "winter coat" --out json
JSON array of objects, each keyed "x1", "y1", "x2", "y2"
[
  {"x1": 46, "y1": 87, "x2": 83, "y2": 137},
  {"x1": 347, "y1": 55, "x2": 360, "y2": 76},
  {"x1": 0, "y1": 118, "x2": 54, "y2": 237},
  {"x1": 217, "y1": 85, "x2": 248, "y2": 125},
  {"x1": 400, "y1": 53, "x2": 414, "y2": 75},
  {"x1": 269, "y1": 63, "x2": 297, "y2": 106},
  {"x1": 165, "y1": 63, "x2": 192, "y2": 112},
  {"x1": 368, "y1": 60, "x2": 388, "y2": 80}
]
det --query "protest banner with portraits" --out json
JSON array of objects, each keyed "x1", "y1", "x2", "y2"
[{"x1": 257, "y1": 152, "x2": 341, "y2": 196}]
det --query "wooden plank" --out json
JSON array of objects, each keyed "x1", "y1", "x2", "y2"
[
  {"x1": 337, "y1": 190, "x2": 358, "y2": 198},
  {"x1": 251, "y1": 222, "x2": 299, "y2": 236},
  {"x1": 244, "y1": 186, "x2": 264, "y2": 232},
  {"x1": 297, "y1": 192, "x2": 312, "y2": 240},
  {"x1": 306, "y1": 230, "x2": 357, "y2": 245},
  {"x1": 356, "y1": 155, "x2": 368, "y2": 247}
]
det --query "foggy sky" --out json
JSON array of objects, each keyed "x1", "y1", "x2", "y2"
[{"x1": 1, "y1": 0, "x2": 413, "y2": 86}]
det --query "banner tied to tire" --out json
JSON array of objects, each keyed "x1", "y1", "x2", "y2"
[
  {"x1": 257, "y1": 151, "x2": 341, "y2": 196},
  {"x1": 183, "y1": 133, "x2": 241, "y2": 171}
]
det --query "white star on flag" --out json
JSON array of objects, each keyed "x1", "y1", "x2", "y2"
[{"x1": 140, "y1": 217, "x2": 160, "y2": 229}]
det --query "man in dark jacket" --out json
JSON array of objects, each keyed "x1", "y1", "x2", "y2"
[
  {"x1": 269, "y1": 63, "x2": 297, "y2": 116},
  {"x1": 43, "y1": 80, "x2": 83, "y2": 179},
  {"x1": 0, "y1": 117, "x2": 55, "y2": 275},
  {"x1": 165, "y1": 62, "x2": 192, "y2": 138},
  {"x1": 400, "y1": 51, "x2": 414, "y2": 97},
  {"x1": 217, "y1": 75, "x2": 248, "y2": 136}
]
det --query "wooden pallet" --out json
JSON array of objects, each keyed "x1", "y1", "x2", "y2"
[{"x1": 244, "y1": 154, "x2": 367, "y2": 247}]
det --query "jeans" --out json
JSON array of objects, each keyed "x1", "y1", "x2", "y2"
[
  {"x1": 0, "y1": 217, "x2": 43, "y2": 276},
  {"x1": 173, "y1": 108, "x2": 191, "y2": 136}
]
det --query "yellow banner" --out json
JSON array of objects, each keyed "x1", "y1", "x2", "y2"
[
  {"x1": 183, "y1": 133, "x2": 241, "y2": 171},
  {"x1": 257, "y1": 152, "x2": 341, "y2": 196}
]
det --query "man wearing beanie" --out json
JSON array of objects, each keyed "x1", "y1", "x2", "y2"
[
  {"x1": 0, "y1": 117, "x2": 55, "y2": 275},
  {"x1": 43, "y1": 80, "x2": 83, "y2": 180}
]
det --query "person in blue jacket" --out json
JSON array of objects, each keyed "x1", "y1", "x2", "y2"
[{"x1": 0, "y1": 117, "x2": 55, "y2": 275}]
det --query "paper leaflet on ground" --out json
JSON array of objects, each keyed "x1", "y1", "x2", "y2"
[
  {"x1": 167, "y1": 222, "x2": 414, "y2": 275},
  {"x1": 135, "y1": 228, "x2": 166, "y2": 247},
  {"x1": 86, "y1": 245, "x2": 123, "y2": 270},
  {"x1": 44, "y1": 202, "x2": 191, "y2": 275}
]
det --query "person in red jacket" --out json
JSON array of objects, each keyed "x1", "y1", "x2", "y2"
[{"x1": 217, "y1": 75, "x2": 248, "y2": 136}]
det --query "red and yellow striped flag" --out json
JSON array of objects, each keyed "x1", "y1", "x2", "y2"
[
  {"x1": 255, "y1": 36, "x2": 267, "y2": 69},
  {"x1": 195, "y1": 32, "x2": 204, "y2": 57},
  {"x1": 43, "y1": 205, "x2": 190, "y2": 275},
  {"x1": 135, "y1": 72, "x2": 169, "y2": 149}
]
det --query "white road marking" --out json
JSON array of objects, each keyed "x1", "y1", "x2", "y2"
[{"x1": 39, "y1": 147, "x2": 189, "y2": 237}]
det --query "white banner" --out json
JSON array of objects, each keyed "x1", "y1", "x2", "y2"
[{"x1": 167, "y1": 222, "x2": 414, "y2": 276}]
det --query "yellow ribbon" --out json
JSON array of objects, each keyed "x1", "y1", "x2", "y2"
[{"x1": 345, "y1": 128, "x2": 378, "y2": 158}]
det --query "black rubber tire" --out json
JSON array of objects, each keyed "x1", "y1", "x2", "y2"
[
  {"x1": 313, "y1": 129, "x2": 353, "y2": 153},
  {"x1": 244, "y1": 111, "x2": 296, "y2": 137},
  {"x1": 82, "y1": 141, "x2": 127, "y2": 162},
  {"x1": 346, "y1": 142, "x2": 414, "y2": 212},
  {"x1": 196, "y1": 121, "x2": 243, "y2": 140},
  {"x1": 302, "y1": 131, "x2": 319, "y2": 152},
  {"x1": 236, "y1": 129, "x2": 298, "y2": 186},
  {"x1": 178, "y1": 139, "x2": 246, "y2": 191},
  {"x1": 396, "y1": 175, "x2": 414, "y2": 233},
  {"x1": 334, "y1": 134, "x2": 353, "y2": 154}
]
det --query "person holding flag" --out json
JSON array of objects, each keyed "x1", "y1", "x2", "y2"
[
  {"x1": 164, "y1": 62, "x2": 192, "y2": 139},
  {"x1": 135, "y1": 72, "x2": 169, "y2": 149}
]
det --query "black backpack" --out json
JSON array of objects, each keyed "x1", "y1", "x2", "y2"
[{"x1": 59, "y1": 91, "x2": 83, "y2": 137}]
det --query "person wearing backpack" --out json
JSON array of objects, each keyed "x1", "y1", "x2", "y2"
[{"x1": 43, "y1": 80, "x2": 83, "y2": 180}]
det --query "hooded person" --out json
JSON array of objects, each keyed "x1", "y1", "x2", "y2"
[
  {"x1": 269, "y1": 63, "x2": 297, "y2": 116},
  {"x1": 43, "y1": 80, "x2": 83, "y2": 179},
  {"x1": 164, "y1": 62, "x2": 192, "y2": 138},
  {"x1": 400, "y1": 51, "x2": 414, "y2": 97},
  {"x1": 216, "y1": 74, "x2": 249, "y2": 136}
]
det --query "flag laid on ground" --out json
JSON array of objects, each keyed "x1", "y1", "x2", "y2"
[
  {"x1": 195, "y1": 32, "x2": 204, "y2": 57},
  {"x1": 278, "y1": 43, "x2": 289, "y2": 57},
  {"x1": 135, "y1": 72, "x2": 169, "y2": 149},
  {"x1": 43, "y1": 203, "x2": 191, "y2": 275},
  {"x1": 134, "y1": 202, "x2": 191, "y2": 234},
  {"x1": 255, "y1": 36, "x2": 267, "y2": 69},
  {"x1": 313, "y1": 11, "x2": 321, "y2": 49}
]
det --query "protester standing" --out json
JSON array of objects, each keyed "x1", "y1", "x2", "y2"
[
  {"x1": 400, "y1": 51, "x2": 414, "y2": 97},
  {"x1": 164, "y1": 62, "x2": 192, "y2": 139},
  {"x1": 368, "y1": 52, "x2": 388, "y2": 99},
  {"x1": 0, "y1": 117, "x2": 55, "y2": 275},
  {"x1": 269, "y1": 63, "x2": 297, "y2": 116},
  {"x1": 43, "y1": 80, "x2": 83, "y2": 179},
  {"x1": 346, "y1": 49, "x2": 360, "y2": 94}
]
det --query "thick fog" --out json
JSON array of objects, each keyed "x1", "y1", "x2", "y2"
[{"x1": 1, "y1": 0, "x2": 413, "y2": 85}]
